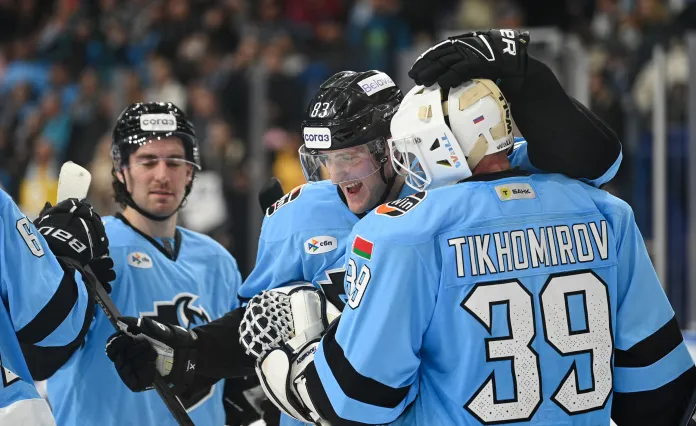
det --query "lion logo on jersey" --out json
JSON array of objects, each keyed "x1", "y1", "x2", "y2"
[{"x1": 140, "y1": 293, "x2": 213, "y2": 410}]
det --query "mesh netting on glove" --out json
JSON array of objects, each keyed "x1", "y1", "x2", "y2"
[{"x1": 239, "y1": 291, "x2": 295, "y2": 359}]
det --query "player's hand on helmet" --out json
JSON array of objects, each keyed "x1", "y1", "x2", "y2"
[
  {"x1": 408, "y1": 29, "x2": 530, "y2": 90},
  {"x1": 34, "y1": 198, "x2": 115, "y2": 291},
  {"x1": 105, "y1": 316, "x2": 198, "y2": 394}
]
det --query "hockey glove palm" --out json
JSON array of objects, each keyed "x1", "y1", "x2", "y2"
[
  {"x1": 408, "y1": 29, "x2": 529, "y2": 90},
  {"x1": 34, "y1": 198, "x2": 115, "y2": 290},
  {"x1": 106, "y1": 317, "x2": 197, "y2": 394}
]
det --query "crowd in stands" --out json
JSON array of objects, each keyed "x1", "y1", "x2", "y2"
[{"x1": 0, "y1": 0, "x2": 689, "y2": 276}]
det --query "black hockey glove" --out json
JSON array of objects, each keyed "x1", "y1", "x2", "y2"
[
  {"x1": 106, "y1": 316, "x2": 198, "y2": 394},
  {"x1": 408, "y1": 29, "x2": 530, "y2": 90},
  {"x1": 34, "y1": 198, "x2": 115, "y2": 291}
]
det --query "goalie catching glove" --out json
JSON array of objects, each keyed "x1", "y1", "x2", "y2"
[
  {"x1": 106, "y1": 317, "x2": 197, "y2": 394},
  {"x1": 239, "y1": 284, "x2": 340, "y2": 425},
  {"x1": 408, "y1": 29, "x2": 529, "y2": 91}
]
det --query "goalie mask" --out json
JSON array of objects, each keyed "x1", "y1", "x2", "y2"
[
  {"x1": 111, "y1": 102, "x2": 201, "y2": 221},
  {"x1": 388, "y1": 79, "x2": 514, "y2": 191}
]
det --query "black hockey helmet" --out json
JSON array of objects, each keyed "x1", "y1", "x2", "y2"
[
  {"x1": 111, "y1": 102, "x2": 201, "y2": 169},
  {"x1": 299, "y1": 70, "x2": 403, "y2": 185},
  {"x1": 301, "y1": 70, "x2": 402, "y2": 153},
  {"x1": 110, "y1": 102, "x2": 200, "y2": 221}
]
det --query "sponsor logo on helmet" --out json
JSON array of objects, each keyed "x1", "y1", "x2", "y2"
[
  {"x1": 358, "y1": 72, "x2": 395, "y2": 96},
  {"x1": 127, "y1": 252, "x2": 153, "y2": 268},
  {"x1": 441, "y1": 133, "x2": 462, "y2": 168},
  {"x1": 266, "y1": 185, "x2": 304, "y2": 216},
  {"x1": 305, "y1": 236, "x2": 338, "y2": 255},
  {"x1": 140, "y1": 113, "x2": 177, "y2": 132},
  {"x1": 303, "y1": 127, "x2": 332, "y2": 149},
  {"x1": 495, "y1": 183, "x2": 536, "y2": 201},
  {"x1": 376, "y1": 191, "x2": 427, "y2": 217}
]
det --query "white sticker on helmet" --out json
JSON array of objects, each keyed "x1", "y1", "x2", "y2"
[
  {"x1": 358, "y1": 72, "x2": 395, "y2": 96},
  {"x1": 303, "y1": 127, "x2": 332, "y2": 149},
  {"x1": 140, "y1": 114, "x2": 177, "y2": 132}
]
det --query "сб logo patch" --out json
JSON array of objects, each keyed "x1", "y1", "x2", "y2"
[
  {"x1": 127, "y1": 252, "x2": 153, "y2": 268},
  {"x1": 305, "y1": 236, "x2": 337, "y2": 255}
]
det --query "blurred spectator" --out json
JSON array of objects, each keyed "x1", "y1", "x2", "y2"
[
  {"x1": 591, "y1": 71, "x2": 624, "y2": 142},
  {"x1": 48, "y1": 63, "x2": 78, "y2": 108},
  {"x1": 347, "y1": 0, "x2": 411, "y2": 75},
  {"x1": 68, "y1": 68, "x2": 110, "y2": 167},
  {"x1": 19, "y1": 140, "x2": 58, "y2": 218},
  {"x1": 39, "y1": 91, "x2": 72, "y2": 162},
  {"x1": 144, "y1": 55, "x2": 187, "y2": 106},
  {"x1": 203, "y1": 5, "x2": 241, "y2": 54},
  {"x1": 157, "y1": 0, "x2": 198, "y2": 60},
  {"x1": 266, "y1": 128, "x2": 305, "y2": 192},
  {"x1": 188, "y1": 84, "x2": 220, "y2": 149},
  {"x1": 88, "y1": 134, "x2": 120, "y2": 217}
]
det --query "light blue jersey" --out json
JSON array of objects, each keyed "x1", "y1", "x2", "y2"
[
  {"x1": 46, "y1": 214, "x2": 243, "y2": 426},
  {"x1": 0, "y1": 189, "x2": 91, "y2": 425},
  {"x1": 308, "y1": 171, "x2": 693, "y2": 425},
  {"x1": 240, "y1": 140, "x2": 622, "y2": 426}
]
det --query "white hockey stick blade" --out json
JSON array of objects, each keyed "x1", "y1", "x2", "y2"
[{"x1": 57, "y1": 161, "x2": 92, "y2": 202}]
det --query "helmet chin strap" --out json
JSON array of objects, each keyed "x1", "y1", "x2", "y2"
[
  {"x1": 371, "y1": 158, "x2": 397, "y2": 210},
  {"x1": 120, "y1": 171, "x2": 182, "y2": 222}
]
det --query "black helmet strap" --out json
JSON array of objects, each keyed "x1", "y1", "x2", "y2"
[{"x1": 373, "y1": 155, "x2": 397, "y2": 210}]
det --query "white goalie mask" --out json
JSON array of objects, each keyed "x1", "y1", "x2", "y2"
[{"x1": 388, "y1": 79, "x2": 514, "y2": 191}]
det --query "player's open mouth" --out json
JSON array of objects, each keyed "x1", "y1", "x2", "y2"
[{"x1": 344, "y1": 181, "x2": 362, "y2": 195}]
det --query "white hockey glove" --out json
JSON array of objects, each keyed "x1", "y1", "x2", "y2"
[{"x1": 239, "y1": 284, "x2": 340, "y2": 425}]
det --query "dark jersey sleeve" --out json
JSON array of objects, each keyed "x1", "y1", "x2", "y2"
[
  {"x1": 503, "y1": 56, "x2": 622, "y2": 180},
  {"x1": 193, "y1": 307, "x2": 257, "y2": 380}
]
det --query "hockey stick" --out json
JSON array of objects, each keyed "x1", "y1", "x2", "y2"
[{"x1": 57, "y1": 162, "x2": 195, "y2": 426}]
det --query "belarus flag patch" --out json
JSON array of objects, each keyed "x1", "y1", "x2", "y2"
[{"x1": 352, "y1": 235, "x2": 374, "y2": 261}]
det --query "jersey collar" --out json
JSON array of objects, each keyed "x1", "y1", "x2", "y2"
[
  {"x1": 115, "y1": 213, "x2": 183, "y2": 261},
  {"x1": 458, "y1": 167, "x2": 531, "y2": 183}
]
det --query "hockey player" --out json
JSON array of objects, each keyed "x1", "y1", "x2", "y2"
[
  {"x1": 44, "y1": 102, "x2": 254, "y2": 426},
  {"x1": 103, "y1": 30, "x2": 624, "y2": 425},
  {"x1": 249, "y1": 79, "x2": 696, "y2": 425},
  {"x1": 0, "y1": 192, "x2": 114, "y2": 425}
]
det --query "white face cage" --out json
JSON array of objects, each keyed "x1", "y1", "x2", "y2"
[{"x1": 388, "y1": 80, "x2": 514, "y2": 192}]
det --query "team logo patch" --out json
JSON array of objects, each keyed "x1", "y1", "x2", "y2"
[
  {"x1": 304, "y1": 236, "x2": 338, "y2": 255},
  {"x1": 266, "y1": 185, "x2": 304, "y2": 217},
  {"x1": 495, "y1": 183, "x2": 536, "y2": 201},
  {"x1": 352, "y1": 235, "x2": 374, "y2": 261},
  {"x1": 375, "y1": 191, "x2": 427, "y2": 217},
  {"x1": 127, "y1": 252, "x2": 153, "y2": 268}
]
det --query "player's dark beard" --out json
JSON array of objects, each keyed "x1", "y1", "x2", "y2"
[{"x1": 120, "y1": 170, "x2": 182, "y2": 222}]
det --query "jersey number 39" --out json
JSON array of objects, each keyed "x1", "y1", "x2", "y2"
[{"x1": 461, "y1": 271, "x2": 613, "y2": 424}]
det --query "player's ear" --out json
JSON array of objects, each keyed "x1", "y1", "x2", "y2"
[
  {"x1": 116, "y1": 170, "x2": 125, "y2": 184},
  {"x1": 186, "y1": 166, "x2": 193, "y2": 184}
]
